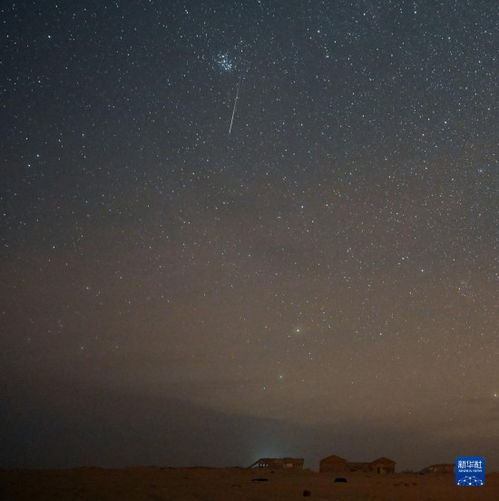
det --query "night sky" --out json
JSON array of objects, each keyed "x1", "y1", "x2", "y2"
[{"x1": 1, "y1": 1, "x2": 498, "y2": 471}]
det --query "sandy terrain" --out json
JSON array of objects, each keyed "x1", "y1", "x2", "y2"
[{"x1": 1, "y1": 467, "x2": 498, "y2": 500}]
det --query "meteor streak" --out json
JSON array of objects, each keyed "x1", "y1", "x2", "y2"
[{"x1": 228, "y1": 75, "x2": 242, "y2": 135}]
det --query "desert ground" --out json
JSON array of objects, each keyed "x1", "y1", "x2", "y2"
[{"x1": 1, "y1": 467, "x2": 498, "y2": 501}]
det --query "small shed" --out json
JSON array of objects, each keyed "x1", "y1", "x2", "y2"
[
  {"x1": 420, "y1": 464, "x2": 454, "y2": 474},
  {"x1": 371, "y1": 457, "x2": 396, "y2": 474}
]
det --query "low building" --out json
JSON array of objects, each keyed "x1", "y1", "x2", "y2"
[
  {"x1": 346, "y1": 461, "x2": 374, "y2": 473},
  {"x1": 319, "y1": 455, "x2": 350, "y2": 473},
  {"x1": 319, "y1": 455, "x2": 395, "y2": 474},
  {"x1": 249, "y1": 457, "x2": 304, "y2": 470},
  {"x1": 371, "y1": 457, "x2": 396, "y2": 474},
  {"x1": 420, "y1": 464, "x2": 454, "y2": 474}
]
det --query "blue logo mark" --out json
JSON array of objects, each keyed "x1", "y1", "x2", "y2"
[{"x1": 455, "y1": 456, "x2": 485, "y2": 486}]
